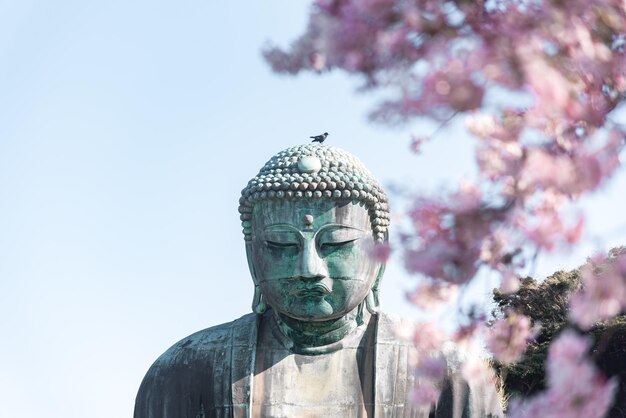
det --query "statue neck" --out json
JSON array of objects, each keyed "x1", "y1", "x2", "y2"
[{"x1": 269, "y1": 304, "x2": 369, "y2": 355}]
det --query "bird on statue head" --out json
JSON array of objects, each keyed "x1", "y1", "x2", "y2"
[{"x1": 310, "y1": 132, "x2": 328, "y2": 143}]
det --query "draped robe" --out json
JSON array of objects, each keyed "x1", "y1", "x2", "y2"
[{"x1": 134, "y1": 311, "x2": 503, "y2": 418}]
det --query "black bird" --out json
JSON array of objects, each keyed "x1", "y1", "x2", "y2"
[{"x1": 310, "y1": 132, "x2": 329, "y2": 143}]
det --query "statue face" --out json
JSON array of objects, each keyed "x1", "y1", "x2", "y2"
[{"x1": 248, "y1": 199, "x2": 383, "y2": 321}]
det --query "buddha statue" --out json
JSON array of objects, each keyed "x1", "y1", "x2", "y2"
[{"x1": 134, "y1": 144, "x2": 503, "y2": 418}]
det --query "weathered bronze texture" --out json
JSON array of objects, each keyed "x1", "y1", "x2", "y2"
[{"x1": 134, "y1": 144, "x2": 503, "y2": 418}]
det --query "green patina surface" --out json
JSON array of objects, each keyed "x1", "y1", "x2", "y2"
[
  {"x1": 134, "y1": 143, "x2": 504, "y2": 418},
  {"x1": 238, "y1": 144, "x2": 390, "y2": 243},
  {"x1": 246, "y1": 198, "x2": 384, "y2": 347}
]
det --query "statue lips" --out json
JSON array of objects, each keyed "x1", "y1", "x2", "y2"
[{"x1": 290, "y1": 281, "x2": 331, "y2": 298}]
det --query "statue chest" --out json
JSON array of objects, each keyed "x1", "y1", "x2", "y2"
[{"x1": 250, "y1": 314, "x2": 375, "y2": 417}]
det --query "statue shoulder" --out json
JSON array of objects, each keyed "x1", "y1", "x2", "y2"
[
  {"x1": 170, "y1": 313, "x2": 256, "y2": 355},
  {"x1": 375, "y1": 311, "x2": 419, "y2": 347},
  {"x1": 134, "y1": 313, "x2": 258, "y2": 418},
  {"x1": 377, "y1": 311, "x2": 414, "y2": 328},
  {"x1": 151, "y1": 312, "x2": 257, "y2": 365}
]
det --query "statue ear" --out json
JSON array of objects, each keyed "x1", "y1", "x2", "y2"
[
  {"x1": 246, "y1": 242, "x2": 267, "y2": 314},
  {"x1": 366, "y1": 233, "x2": 389, "y2": 314},
  {"x1": 374, "y1": 263, "x2": 386, "y2": 287},
  {"x1": 366, "y1": 263, "x2": 385, "y2": 315},
  {"x1": 245, "y1": 242, "x2": 259, "y2": 285}
]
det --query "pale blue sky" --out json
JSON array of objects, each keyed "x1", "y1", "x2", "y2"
[{"x1": 1, "y1": 2, "x2": 624, "y2": 417}]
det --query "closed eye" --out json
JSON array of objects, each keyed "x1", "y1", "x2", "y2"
[
  {"x1": 320, "y1": 239, "x2": 357, "y2": 249},
  {"x1": 265, "y1": 241, "x2": 298, "y2": 249}
]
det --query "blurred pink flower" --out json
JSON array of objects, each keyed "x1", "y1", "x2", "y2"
[
  {"x1": 406, "y1": 282, "x2": 458, "y2": 310},
  {"x1": 412, "y1": 321, "x2": 446, "y2": 352},
  {"x1": 487, "y1": 312, "x2": 537, "y2": 364},
  {"x1": 404, "y1": 237, "x2": 480, "y2": 284},
  {"x1": 416, "y1": 354, "x2": 447, "y2": 382},
  {"x1": 465, "y1": 113, "x2": 507, "y2": 141},
  {"x1": 475, "y1": 138, "x2": 524, "y2": 181},
  {"x1": 405, "y1": 181, "x2": 493, "y2": 284},
  {"x1": 453, "y1": 179, "x2": 482, "y2": 212},
  {"x1": 411, "y1": 380, "x2": 441, "y2": 408},
  {"x1": 409, "y1": 200, "x2": 446, "y2": 238},
  {"x1": 569, "y1": 253, "x2": 626, "y2": 329},
  {"x1": 265, "y1": 7, "x2": 626, "y2": 414},
  {"x1": 267, "y1": 4, "x2": 626, "y2": 416},
  {"x1": 510, "y1": 330, "x2": 617, "y2": 418},
  {"x1": 370, "y1": 242, "x2": 392, "y2": 263},
  {"x1": 453, "y1": 322, "x2": 483, "y2": 347},
  {"x1": 520, "y1": 150, "x2": 576, "y2": 193},
  {"x1": 519, "y1": 192, "x2": 585, "y2": 251},
  {"x1": 499, "y1": 269, "x2": 521, "y2": 294},
  {"x1": 420, "y1": 69, "x2": 485, "y2": 113},
  {"x1": 461, "y1": 355, "x2": 497, "y2": 388},
  {"x1": 547, "y1": 330, "x2": 589, "y2": 374},
  {"x1": 524, "y1": 55, "x2": 573, "y2": 112}
]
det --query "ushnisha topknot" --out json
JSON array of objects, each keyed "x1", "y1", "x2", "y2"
[{"x1": 238, "y1": 143, "x2": 390, "y2": 242}]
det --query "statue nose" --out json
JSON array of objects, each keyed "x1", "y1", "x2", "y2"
[{"x1": 296, "y1": 239, "x2": 329, "y2": 280}]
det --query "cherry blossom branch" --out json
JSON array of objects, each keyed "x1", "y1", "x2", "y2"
[{"x1": 264, "y1": 0, "x2": 626, "y2": 414}]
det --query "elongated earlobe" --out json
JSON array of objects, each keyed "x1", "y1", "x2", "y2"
[
  {"x1": 356, "y1": 301, "x2": 365, "y2": 325},
  {"x1": 366, "y1": 263, "x2": 385, "y2": 315},
  {"x1": 246, "y1": 242, "x2": 266, "y2": 314},
  {"x1": 365, "y1": 289, "x2": 379, "y2": 315},
  {"x1": 252, "y1": 285, "x2": 266, "y2": 314}
]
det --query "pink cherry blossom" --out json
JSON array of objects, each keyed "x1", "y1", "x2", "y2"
[
  {"x1": 569, "y1": 252, "x2": 626, "y2": 329},
  {"x1": 509, "y1": 330, "x2": 617, "y2": 418},
  {"x1": 411, "y1": 380, "x2": 441, "y2": 408},
  {"x1": 415, "y1": 353, "x2": 447, "y2": 382},
  {"x1": 266, "y1": 1, "x2": 626, "y2": 415},
  {"x1": 406, "y1": 282, "x2": 458, "y2": 310},
  {"x1": 519, "y1": 150, "x2": 577, "y2": 194},
  {"x1": 499, "y1": 269, "x2": 521, "y2": 294},
  {"x1": 404, "y1": 236, "x2": 481, "y2": 284},
  {"x1": 475, "y1": 137, "x2": 524, "y2": 181},
  {"x1": 412, "y1": 321, "x2": 446, "y2": 352},
  {"x1": 461, "y1": 354, "x2": 498, "y2": 388},
  {"x1": 420, "y1": 69, "x2": 486, "y2": 113},
  {"x1": 453, "y1": 179, "x2": 482, "y2": 212},
  {"x1": 465, "y1": 113, "x2": 510, "y2": 141},
  {"x1": 523, "y1": 54, "x2": 573, "y2": 113},
  {"x1": 517, "y1": 192, "x2": 585, "y2": 251},
  {"x1": 547, "y1": 330, "x2": 590, "y2": 376},
  {"x1": 479, "y1": 229, "x2": 509, "y2": 267},
  {"x1": 453, "y1": 322, "x2": 484, "y2": 348},
  {"x1": 369, "y1": 242, "x2": 392, "y2": 263},
  {"x1": 487, "y1": 312, "x2": 537, "y2": 364},
  {"x1": 404, "y1": 179, "x2": 497, "y2": 284}
]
